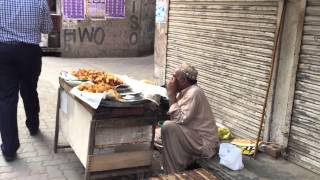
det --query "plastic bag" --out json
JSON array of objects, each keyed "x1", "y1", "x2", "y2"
[
  {"x1": 219, "y1": 143, "x2": 244, "y2": 171},
  {"x1": 218, "y1": 127, "x2": 233, "y2": 140}
]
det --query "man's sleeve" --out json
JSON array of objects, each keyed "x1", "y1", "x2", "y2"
[
  {"x1": 40, "y1": 0, "x2": 53, "y2": 33},
  {"x1": 167, "y1": 93, "x2": 198, "y2": 124}
]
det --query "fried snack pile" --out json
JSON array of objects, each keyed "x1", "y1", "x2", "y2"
[
  {"x1": 78, "y1": 83, "x2": 113, "y2": 93},
  {"x1": 78, "y1": 83, "x2": 122, "y2": 100},
  {"x1": 72, "y1": 69, "x2": 124, "y2": 86},
  {"x1": 72, "y1": 69, "x2": 124, "y2": 100}
]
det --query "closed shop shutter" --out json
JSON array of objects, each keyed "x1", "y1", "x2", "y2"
[
  {"x1": 288, "y1": 0, "x2": 320, "y2": 174},
  {"x1": 165, "y1": 0, "x2": 282, "y2": 139}
]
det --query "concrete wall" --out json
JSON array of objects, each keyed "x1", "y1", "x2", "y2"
[
  {"x1": 154, "y1": 0, "x2": 169, "y2": 86},
  {"x1": 61, "y1": 0, "x2": 155, "y2": 57},
  {"x1": 270, "y1": 0, "x2": 306, "y2": 148}
]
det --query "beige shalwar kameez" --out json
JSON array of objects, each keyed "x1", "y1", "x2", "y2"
[{"x1": 161, "y1": 85, "x2": 219, "y2": 174}]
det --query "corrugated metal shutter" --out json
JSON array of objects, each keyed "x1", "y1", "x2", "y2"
[
  {"x1": 165, "y1": 0, "x2": 281, "y2": 139},
  {"x1": 288, "y1": 0, "x2": 320, "y2": 174}
]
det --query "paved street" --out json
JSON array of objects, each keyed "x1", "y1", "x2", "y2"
[{"x1": 0, "y1": 55, "x2": 155, "y2": 180}]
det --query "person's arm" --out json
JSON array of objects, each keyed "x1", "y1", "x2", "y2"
[{"x1": 40, "y1": 0, "x2": 53, "y2": 33}]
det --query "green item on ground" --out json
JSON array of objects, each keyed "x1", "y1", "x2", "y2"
[{"x1": 218, "y1": 127, "x2": 233, "y2": 140}]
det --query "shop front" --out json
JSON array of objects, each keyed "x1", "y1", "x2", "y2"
[
  {"x1": 287, "y1": 0, "x2": 320, "y2": 174},
  {"x1": 154, "y1": 0, "x2": 320, "y2": 174},
  {"x1": 155, "y1": 0, "x2": 284, "y2": 140}
]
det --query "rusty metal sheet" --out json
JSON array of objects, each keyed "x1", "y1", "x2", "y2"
[{"x1": 165, "y1": 0, "x2": 280, "y2": 139}]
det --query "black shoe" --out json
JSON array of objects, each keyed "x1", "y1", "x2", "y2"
[
  {"x1": 3, "y1": 153, "x2": 16, "y2": 162},
  {"x1": 1, "y1": 145, "x2": 17, "y2": 162},
  {"x1": 29, "y1": 129, "x2": 39, "y2": 136},
  {"x1": 26, "y1": 118, "x2": 39, "y2": 136}
]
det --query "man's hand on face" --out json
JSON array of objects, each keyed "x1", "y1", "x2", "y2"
[{"x1": 167, "y1": 77, "x2": 178, "y2": 104}]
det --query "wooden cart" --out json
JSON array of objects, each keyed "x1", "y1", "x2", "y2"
[{"x1": 54, "y1": 78, "x2": 161, "y2": 179}]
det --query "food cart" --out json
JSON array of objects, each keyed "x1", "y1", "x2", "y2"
[{"x1": 54, "y1": 70, "x2": 167, "y2": 180}]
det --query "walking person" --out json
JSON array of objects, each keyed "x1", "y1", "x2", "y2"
[{"x1": 0, "y1": 0, "x2": 52, "y2": 161}]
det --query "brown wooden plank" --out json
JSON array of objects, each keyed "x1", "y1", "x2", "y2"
[
  {"x1": 184, "y1": 170, "x2": 205, "y2": 180},
  {"x1": 151, "y1": 169, "x2": 217, "y2": 180},
  {"x1": 88, "y1": 150, "x2": 152, "y2": 172},
  {"x1": 196, "y1": 168, "x2": 218, "y2": 180},
  {"x1": 95, "y1": 117, "x2": 155, "y2": 128}
]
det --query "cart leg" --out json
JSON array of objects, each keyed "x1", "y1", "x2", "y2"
[
  {"x1": 136, "y1": 172, "x2": 145, "y2": 180},
  {"x1": 84, "y1": 170, "x2": 91, "y2": 180},
  {"x1": 151, "y1": 121, "x2": 157, "y2": 148},
  {"x1": 84, "y1": 120, "x2": 96, "y2": 180},
  {"x1": 54, "y1": 88, "x2": 61, "y2": 153}
]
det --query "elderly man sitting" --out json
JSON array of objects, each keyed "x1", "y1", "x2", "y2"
[{"x1": 159, "y1": 62, "x2": 219, "y2": 174}]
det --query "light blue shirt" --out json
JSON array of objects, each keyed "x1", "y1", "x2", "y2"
[{"x1": 0, "y1": 0, "x2": 53, "y2": 44}]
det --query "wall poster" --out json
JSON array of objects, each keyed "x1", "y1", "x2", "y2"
[
  {"x1": 106, "y1": 0, "x2": 125, "y2": 18},
  {"x1": 63, "y1": 0, "x2": 85, "y2": 20},
  {"x1": 87, "y1": 0, "x2": 106, "y2": 19}
]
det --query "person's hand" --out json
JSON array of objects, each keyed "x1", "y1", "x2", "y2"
[
  {"x1": 167, "y1": 77, "x2": 177, "y2": 96},
  {"x1": 167, "y1": 77, "x2": 177, "y2": 104}
]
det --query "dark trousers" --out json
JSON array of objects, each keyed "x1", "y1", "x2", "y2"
[{"x1": 0, "y1": 43, "x2": 42, "y2": 155}]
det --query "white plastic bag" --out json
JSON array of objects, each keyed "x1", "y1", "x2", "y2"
[{"x1": 219, "y1": 143, "x2": 244, "y2": 171}]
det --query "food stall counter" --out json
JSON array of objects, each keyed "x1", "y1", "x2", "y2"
[{"x1": 54, "y1": 76, "x2": 166, "y2": 180}]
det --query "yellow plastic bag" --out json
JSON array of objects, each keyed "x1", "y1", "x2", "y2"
[{"x1": 218, "y1": 127, "x2": 233, "y2": 140}]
